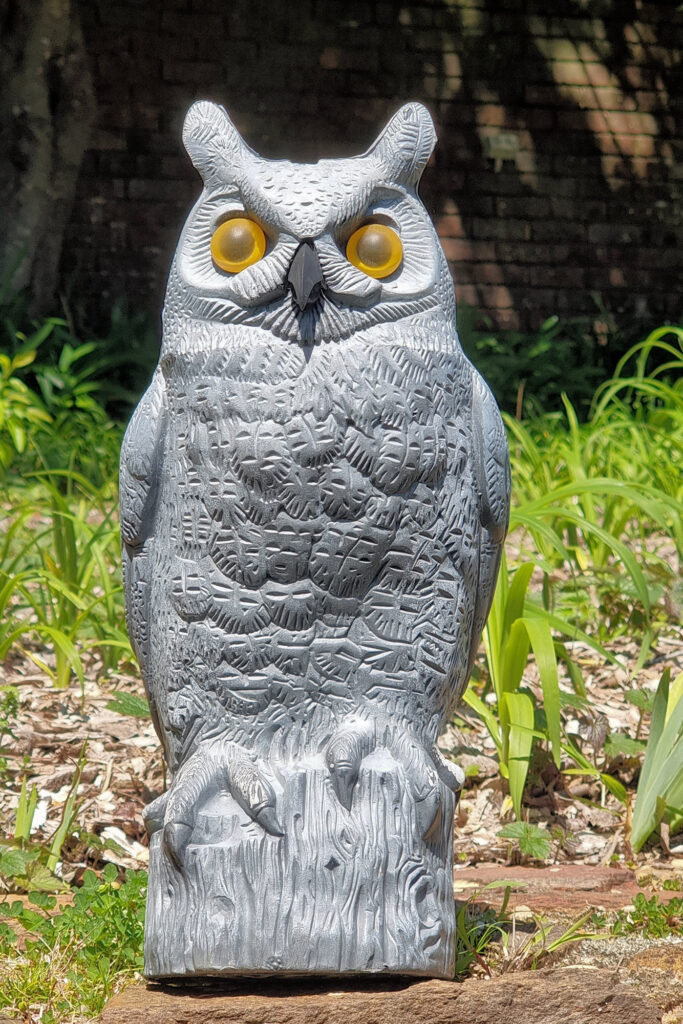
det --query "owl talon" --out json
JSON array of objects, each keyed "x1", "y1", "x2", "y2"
[
  {"x1": 329, "y1": 764, "x2": 358, "y2": 811},
  {"x1": 421, "y1": 800, "x2": 443, "y2": 842},
  {"x1": 253, "y1": 804, "x2": 285, "y2": 837},
  {"x1": 163, "y1": 821, "x2": 193, "y2": 870},
  {"x1": 228, "y1": 749, "x2": 284, "y2": 837},
  {"x1": 385, "y1": 731, "x2": 446, "y2": 841},
  {"x1": 156, "y1": 740, "x2": 284, "y2": 869},
  {"x1": 430, "y1": 744, "x2": 465, "y2": 796},
  {"x1": 414, "y1": 782, "x2": 443, "y2": 841},
  {"x1": 143, "y1": 791, "x2": 169, "y2": 835},
  {"x1": 325, "y1": 719, "x2": 375, "y2": 811}
]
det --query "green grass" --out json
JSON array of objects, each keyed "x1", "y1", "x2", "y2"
[
  {"x1": 630, "y1": 668, "x2": 683, "y2": 852},
  {"x1": 0, "y1": 322, "x2": 129, "y2": 692},
  {"x1": 0, "y1": 470, "x2": 131, "y2": 692},
  {"x1": 459, "y1": 325, "x2": 683, "y2": 831},
  {"x1": 506, "y1": 327, "x2": 682, "y2": 658},
  {"x1": 0, "y1": 867, "x2": 146, "y2": 1023}
]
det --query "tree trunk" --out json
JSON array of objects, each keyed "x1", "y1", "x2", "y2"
[
  {"x1": 144, "y1": 752, "x2": 456, "y2": 979},
  {"x1": 0, "y1": 0, "x2": 95, "y2": 315}
]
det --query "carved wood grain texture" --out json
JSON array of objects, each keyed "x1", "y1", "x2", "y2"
[{"x1": 145, "y1": 757, "x2": 455, "y2": 978}]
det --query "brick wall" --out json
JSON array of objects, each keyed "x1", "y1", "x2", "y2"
[{"x1": 64, "y1": 0, "x2": 682, "y2": 334}]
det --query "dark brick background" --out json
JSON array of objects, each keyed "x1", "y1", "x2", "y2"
[{"x1": 63, "y1": 0, "x2": 682, "y2": 333}]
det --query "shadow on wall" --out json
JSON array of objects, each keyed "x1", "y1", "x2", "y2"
[
  {"x1": 57, "y1": 0, "x2": 680, "y2": 333},
  {"x1": 419, "y1": 0, "x2": 679, "y2": 329}
]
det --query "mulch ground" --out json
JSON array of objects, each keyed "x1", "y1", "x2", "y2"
[
  {"x1": 1, "y1": 635, "x2": 682, "y2": 1023},
  {"x1": 1, "y1": 628, "x2": 682, "y2": 882}
]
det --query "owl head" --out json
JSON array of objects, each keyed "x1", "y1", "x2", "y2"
[{"x1": 166, "y1": 101, "x2": 456, "y2": 345}]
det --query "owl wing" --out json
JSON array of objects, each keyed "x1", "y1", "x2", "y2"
[
  {"x1": 120, "y1": 370, "x2": 166, "y2": 729},
  {"x1": 467, "y1": 372, "x2": 510, "y2": 675}
]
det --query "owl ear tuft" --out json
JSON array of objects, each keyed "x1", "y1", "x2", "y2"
[
  {"x1": 182, "y1": 101, "x2": 248, "y2": 185},
  {"x1": 366, "y1": 102, "x2": 437, "y2": 189}
]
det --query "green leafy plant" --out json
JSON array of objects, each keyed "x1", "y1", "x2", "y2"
[
  {"x1": 457, "y1": 325, "x2": 682, "y2": 822},
  {"x1": 0, "y1": 314, "x2": 129, "y2": 691},
  {"x1": 630, "y1": 668, "x2": 683, "y2": 852},
  {"x1": 501, "y1": 909, "x2": 603, "y2": 971},
  {"x1": 561, "y1": 736, "x2": 628, "y2": 807},
  {"x1": 454, "y1": 883, "x2": 604, "y2": 978},
  {"x1": 1, "y1": 745, "x2": 87, "y2": 894},
  {"x1": 454, "y1": 883, "x2": 512, "y2": 977},
  {"x1": 506, "y1": 326, "x2": 682, "y2": 665},
  {"x1": 459, "y1": 307, "x2": 616, "y2": 419},
  {"x1": 1, "y1": 468, "x2": 131, "y2": 690},
  {"x1": 459, "y1": 550, "x2": 629, "y2": 819},
  {"x1": 12, "y1": 775, "x2": 39, "y2": 845},
  {"x1": 0, "y1": 685, "x2": 19, "y2": 747},
  {"x1": 0, "y1": 347, "x2": 52, "y2": 471},
  {"x1": 498, "y1": 821, "x2": 552, "y2": 861},
  {"x1": 0, "y1": 866, "x2": 147, "y2": 1022},
  {"x1": 461, "y1": 555, "x2": 593, "y2": 818},
  {"x1": 593, "y1": 893, "x2": 683, "y2": 939},
  {"x1": 106, "y1": 691, "x2": 151, "y2": 719}
]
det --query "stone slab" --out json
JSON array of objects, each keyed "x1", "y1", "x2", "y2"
[
  {"x1": 101, "y1": 968, "x2": 662, "y2": 1024},
  {"x1": 453, "y1": 863, "x2": 676, "y2": 913},
  {"x1": 626, "y1": 944, "x2": 683, "y2": 1023}
]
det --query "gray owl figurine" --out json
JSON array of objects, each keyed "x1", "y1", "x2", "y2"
[{"x1": 120, "y1": 100, "x2": 510, "y2": 980}]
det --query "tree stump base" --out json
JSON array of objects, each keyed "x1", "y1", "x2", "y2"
[{"x1": 144, "y1": 754, "x2": 456, "y2": 978}]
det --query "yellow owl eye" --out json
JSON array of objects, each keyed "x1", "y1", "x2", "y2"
[
  {"x1": 210, "y1": 217, "x2": 266, "y2": 273},
  {"x1": 346, "y1": 222, "x2": 403, "y2": 279}
]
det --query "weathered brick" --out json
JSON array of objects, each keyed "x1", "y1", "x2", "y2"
[
  {"x1": 528, "y1": 265, "x2": 584, "y2": 287},
  {"x1": 534, "y1": 175, "x2": 577, "y2": 197},
  {"x1": 100, "y1": 4, "x2": 159, "y2": 29},
  {"x1": 469, "y1": 171, "x2": 526, "y2": 196},
  {"x1": 497, "y1": 196, "x2": 551, "y2": 219},
  {"x1": 471, "y1": 262, "x2": 506, "y2": 284},
  {"x1": 588, "y1": 222, "x2": 645, "y2": 245},
  {"x1": 128, "y1": 179, "x2": 189, "y2": 201},
  {"x1": 156, "y1": 34, "x2": 197, "y2": 59},
  {"x1": 495, "y1": 242, "x2": 551, "y2": 264},
  {"x1": 556, "y1": 16, "x2": 608, "y2": 41},
  {"x1": 477, "y1": 284, "x2": 516, "y2": 308},
  {"x1": 160, "y1": 10, "x2": 222, "y2": 35},
  {"x1": 436, "y1": 216, "x2": 468, "y2": 241},
  {"x1": 551, "y1": 61, "x2": 591, "y2": 86},
  {"x1": 532, "y1": 220, "x2": 587, "y2": 242},
  {"x1": 472, "y1": 218, "x2": 532, "y2": 241},
  {"x1": 442, "y1": 239, "x2": 497, "y2": 262},
  {"x1": 162, "y1": 60, "x2": 222, "y2": 85},
  {"x1": 502, "y1": 264, "x2": 530, "y2": 285},
  {"x1": 454, "y1": 283, "x2": 481, "y2": 308},
  {"x1": 593, "y1": 133, "x2": 662, "y2": 158},
  {"x1": 474, "y1": 104, "x2": 508, "y2": 127},
  {"x1": 534, "y1": 38, "x2": 580, "y2": 61},
  {"x1": 583, "y1": 62, "x2": 619, "y2": 88}
]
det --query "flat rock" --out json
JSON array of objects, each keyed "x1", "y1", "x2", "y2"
[
  {"x1": 101, "y1": 968, "x2": 662, "y2": 1024},
  {"x1": 453, "y1": 863, "x2": 672, "y2": 912},
  {"x1": 625, "y1": 944, "x2": 683, "y2": 1023},
  {"x1": 629, "y1": 945, "x2": 683, "y2": 976}
]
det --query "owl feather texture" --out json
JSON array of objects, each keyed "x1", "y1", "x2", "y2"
[{"x1": 120, "y1": 100, "x2": 510, "y2": 979}]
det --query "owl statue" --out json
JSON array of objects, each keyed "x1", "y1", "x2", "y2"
[{"x1": 120, "y1": 100, "x2": 510, "y2": 980}]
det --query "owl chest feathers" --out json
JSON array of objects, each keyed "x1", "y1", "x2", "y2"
[{"x1": 157, "y1": 333, "x2": 473, "y2": 629}]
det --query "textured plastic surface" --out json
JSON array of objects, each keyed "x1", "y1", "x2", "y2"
[{"x1": 119, "y1": 100, "x2": 510, "y2": 979}]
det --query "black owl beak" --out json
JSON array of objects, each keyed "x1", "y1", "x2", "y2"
[{"x1": 287, "y1": 241, "x2": 325, "y2": 311}]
